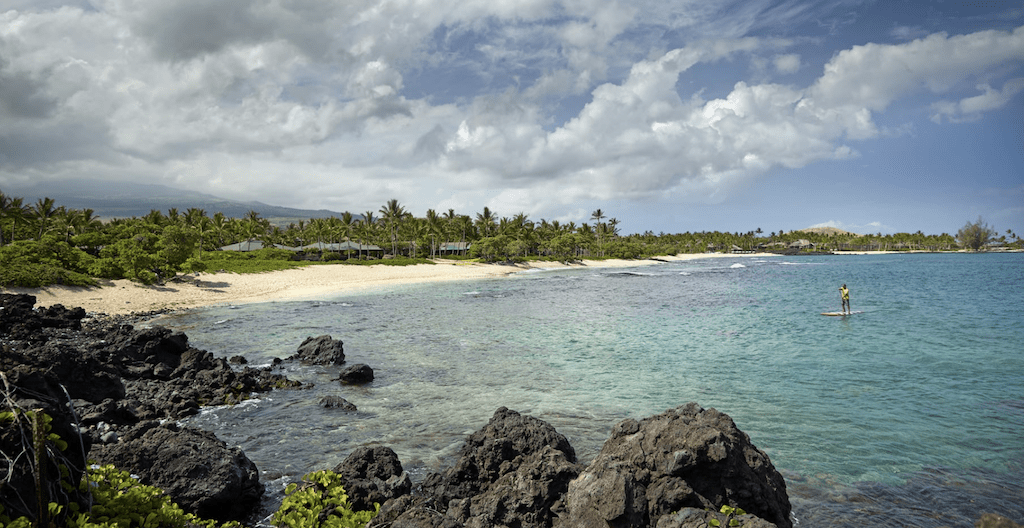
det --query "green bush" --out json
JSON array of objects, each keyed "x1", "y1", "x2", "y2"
[
  {"x1": 272, "y1": 470, "x2": 378, "y2": 528},
  {"x1": 0, "y1": 262, "x2": 98, "y2": 287}
]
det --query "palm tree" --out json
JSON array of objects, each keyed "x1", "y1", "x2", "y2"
[
  {"x1": 359, "y1": 211, "x2": 377, "y2": 259},
  {"x1": 442, "y1": 208, "x2": 458, "y2": 256},
  {"x1": 475, "y1": 206, "x2": 496, "y2": 237},
  {"x1": 0, "y1": 192, "x2": 29, "y2": 246},
  {"x1": 379, "y1": 199, "x2": 409, "y2": 257},
  {"x1": 243, "y1": 210, "x2": 265, "y2": 251},
  {"x1": 210, "y1": 212, "x2": 229, "y2": 247},
  {"x1": 32, "y1": 197, "x2": 57, "y2": 240},
  {"x1": 339, "y1": 212, "x2": 355, "y2": 258},
  {"x1": 424, "y1": 209, "x2": 442, "y2": 258}
]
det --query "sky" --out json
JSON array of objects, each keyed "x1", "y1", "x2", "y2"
[{"x1": 1, "y1": 0, "x2": 1022, "y2": 237}]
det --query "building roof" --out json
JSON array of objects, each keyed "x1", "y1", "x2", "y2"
[
  {"x1": 218, "y1": 239, "x2": 301, "y2": 251},
  {"x1": 301, "y1": 241, "x2": 383, "y2": 252}
]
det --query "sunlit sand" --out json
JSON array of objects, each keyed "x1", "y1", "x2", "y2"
[{"x1": 2, "y1": 253, "x2": 775, "y2": 315}]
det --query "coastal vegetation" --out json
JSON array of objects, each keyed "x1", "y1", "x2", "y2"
[{"x1": 0, "y1": 189, "x2": 1019, "y2": 287}]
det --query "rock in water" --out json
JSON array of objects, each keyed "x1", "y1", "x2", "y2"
[
  {"x1": 565, "y1": 402, "x2": 792, "y2": 528},
  {"x1": 319, "y1": 395, "x2": 358, "y2": 411},
  {"x1": 290, "y1": 335, "x2": 346, "y2": 365},
  {"x1": 339, "y1": 363, "x2": 374, "y2": 384},
  {"x1": 90, "y1": 421, "x2": 264, "y2": 522}
]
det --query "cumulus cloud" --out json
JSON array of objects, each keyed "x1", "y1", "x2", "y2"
[
  {"x1": 0, "y1": 1, "x2": 1022, "y2": 226},
  {"x1": 931, "y1": 78, "x2": 1024, "y2": 123}
]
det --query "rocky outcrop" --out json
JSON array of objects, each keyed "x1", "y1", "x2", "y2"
[
  {"x1": 371, "y1": 407, "x2": 582, "y2": 528},
  {"x1": 0, "y1": 294, "x2": 299, "y2": 523},
  {"x1": 564, "y1": 403, "x2": 791, "y2": 528},
  {"x1": 367, "y1": 405, "x2": 790, "y2": 528},
  {"x1": 333, "y1": 446, "x2": 412, "y2": 512},
  {"x1": 290, "y1": 334, "x2": 346, "y2": 365},
  {"x1": 90, "y1": 421, "x2": 263, "y2": 522},
  {"x1": 338, "y1": 363, "x2": 374, "y2": 384}
]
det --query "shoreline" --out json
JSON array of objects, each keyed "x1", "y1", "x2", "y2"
[{"x1": 1, "y1": 253, "x2": 776, "y2": 316}]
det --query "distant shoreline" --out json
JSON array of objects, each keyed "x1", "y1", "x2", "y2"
[
  {"x1": 1, "y1": 253, "x2": 768, "y2": 316},
  {"x1": 5, "y1": 250, "x2": 1017, "y2": 316}
]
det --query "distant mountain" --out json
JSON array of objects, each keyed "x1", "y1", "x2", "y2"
[{"x1": 1, "y1": 179, "x2": 345, "y2": 223}]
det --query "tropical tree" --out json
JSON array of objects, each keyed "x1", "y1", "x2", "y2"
[
  {"x1": 379, "y1": 199, "x2": 409, "y2": 256},
  {"x1": 591, "y1": 209, "x2": 606, "y2": 255},
  {"x1": 956, "y1": 217, "x2": 996, "y2": 251},
  {"x1": 424, "y1": 209, "x2": 442, "y2": 258},
  {"x1": 32, "y1": 197, "x2": 58, "y2": 240},
  {"x1": 339, "y1": 212, "x2": 356, "y2": 258},
  {"x1": 358, "y1": 211, "x2": 378, "y2": 259},
  {"x1": 242, "y1": 210, "x2": 266, "y2": 250},
  {"x1": 475, "y1": 206, "x2": 496, "y2": 238}
]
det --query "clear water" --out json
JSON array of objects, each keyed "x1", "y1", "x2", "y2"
[{"x1": 152, "y1": 253, "x2": 1024, "y2": 527}]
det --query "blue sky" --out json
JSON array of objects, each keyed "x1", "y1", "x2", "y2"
[{"x1": 1, "y1": 0, "x2": 1021, "y2": 236}]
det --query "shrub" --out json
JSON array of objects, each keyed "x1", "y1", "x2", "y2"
[{"x1": 272, "y1": 470, "x2": 378, "y2": 528}]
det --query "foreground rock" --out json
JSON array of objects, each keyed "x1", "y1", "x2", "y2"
[
  {"x1": 0, "y1": 293, "x2": 298, "y2": 523},
  {"x1": 565, "y1": 403, "x2": 791, "y2": 528},
  {"x1": 367, "y1": 404, "x2": 790, "y2": 528},
  {"x1": 90, "y1": 421, "x2": 264, "y2": 521},
  {"x1": 334, "y1": 446, "x2": 412, "y2": 512},
  {"x1": 370, "y1": 407, "x2": 582, "y2": 528}
]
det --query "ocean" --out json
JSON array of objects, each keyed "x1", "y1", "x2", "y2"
[{"x1": 153, "y1": 253, "x2": 1024, "y2": 527}]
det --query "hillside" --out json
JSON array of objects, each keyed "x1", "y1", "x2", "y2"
[{"x1": 2, "y1": 179, "x2": 344, "y2": 224}]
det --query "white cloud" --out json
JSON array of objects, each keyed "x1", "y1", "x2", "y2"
[
  {"x1": 773, "y1": 53, "x2": 801, "y2": 74},
  {"x1": 930, "y1": 78, "x2": 1024, "y2": 123},
  {"x1": 808, "y1": 26, "x2": 1024, "y2": 112},
  {"x1": 0, "y1": 1, "x2": 1022, "y2": 230}
]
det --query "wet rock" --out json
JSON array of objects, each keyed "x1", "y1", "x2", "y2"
[
  {"x1": 90, "y1": 421, "x2": 264, "y2": 522},
  {"x1": 338, "y1": 363, "x2": 374, "y2": 384},
  {"x1": 565, "y1": 402, "x2": 792, "y2": 528},
  {"x1": 289, "y1": 335, "x2": 346, "y2": 365},
  {"x1": 319, "y1": 395, "x2": 357, "y2": 411},
  {"x1": 976, "y1": 513, "x2": 1024, "y2": 528},
  {"x1": 333, "y1": 446, "x2": 411, "y2": 512}
]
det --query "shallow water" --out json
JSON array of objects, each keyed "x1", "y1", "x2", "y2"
[{"x1": 153, "y1": 253, "x2": 1024, "y2": 527}]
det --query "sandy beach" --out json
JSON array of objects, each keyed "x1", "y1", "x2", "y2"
[{"x1": 1, "y1": 253, "x2": 776, "y2": 316}]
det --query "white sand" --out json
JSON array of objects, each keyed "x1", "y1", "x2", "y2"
[{"x1": 2, "y1": 253, "x2": 774, "y2": 315}]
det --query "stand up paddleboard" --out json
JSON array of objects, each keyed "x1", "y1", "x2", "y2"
[{"x1": 821, "y1": 311, "x2": 863, "y2": 316}]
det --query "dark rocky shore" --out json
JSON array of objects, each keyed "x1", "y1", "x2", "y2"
[{"x1": 2, "y1": 293, "x2": 1018, "y2": 528}]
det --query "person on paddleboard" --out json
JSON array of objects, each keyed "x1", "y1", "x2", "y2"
[{"x1": 840, "y1": 284, "x2": 850, "y2": 314}]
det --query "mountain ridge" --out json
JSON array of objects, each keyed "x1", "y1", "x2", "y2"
[{"x1": 1, "y1": 179, "x2": 344, "y2": 222}]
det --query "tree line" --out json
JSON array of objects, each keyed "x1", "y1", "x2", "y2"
[{"x1": 0, "y1": 190, "x2": 1018, "y2": 287}]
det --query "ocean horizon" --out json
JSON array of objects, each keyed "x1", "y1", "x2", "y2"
[{"x1": 153, "y1": 252, "x2": 1024, "y2": 527}]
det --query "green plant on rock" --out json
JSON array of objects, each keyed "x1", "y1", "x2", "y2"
[
  {"x1": 709, "y1": 505, "x2": 748, "y2": 527},
  {"x1": 272, "y1": 470, "x2": 379, "y2": 528},
  {"x1": 70, "y1": 464, "x2": 240, "y2": 528}
]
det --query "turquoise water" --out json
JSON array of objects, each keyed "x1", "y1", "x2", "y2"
[{"x1": 154, "y1": 253, "x2": 1024, "y2": 526}]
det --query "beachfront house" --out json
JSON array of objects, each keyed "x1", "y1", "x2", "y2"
[
  {"x1": 437, "y1": 242, "x2": 471, "y2": 256},
  {"x1": 218, "y1": 239, "x2": 301, "y2": 252}
]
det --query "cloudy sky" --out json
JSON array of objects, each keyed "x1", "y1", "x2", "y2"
[{"x1": 1, "y1": 0, "x2": 1022, "y2": 236}]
